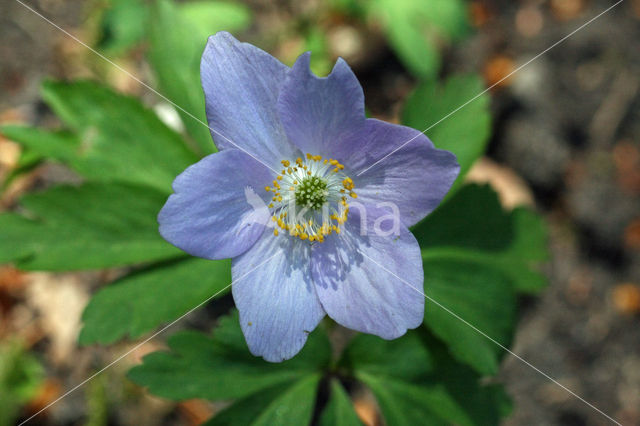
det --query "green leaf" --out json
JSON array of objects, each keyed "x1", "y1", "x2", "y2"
[
  {"x1": 205, "y1": 375, "x2": 320, "y2": 426},
  {"x1": 180, "y1": 1, "x2": 251, "y2": 39},
  {"x1": 342, "y1": 331, "x2": 511, "y2": 426},
  {"x1": 0, "y1": 127, "x2": 79, "y2": 164},
  {"x1": 304, "y1": 28, "x2": 332, "y2": 76},
  {"x1": 128, "y1": 311, "x2": 331, "y2": 401},
  {"x1": 415, "y1": 184, "x2": 549, "y2": 293},
  {"x1": 39, "y1": 80, "x2": 198, "y2": 193},
  {"x1": 148, "y1": 0, "x2": 250, "y2": 155},
  {"x1": 318, "y1": 379, "x2": 363, "y2": 426},
  {"x1": 369, "y1": 0, "x2": 469, "y2": 79},
  {"x1": 412, "y1": 184, "x2": 548, "y2": 374},
  {"x1": 361, "y1": 375, "x2": 462, "y2": 426},
  {"x1": 385, "y1": 18, "x2": 440, "y2": 81},
  {"x1": 0, "y1": 182, "x2": 181, "y2": 270},
  {"x1": 422, "y1": 260, "x2": 515, "y2": 376},
  {"x1": 96, "y1": 0, "x2": 148, "y2": 55},
  {"x1": 403, "y1": 75, "x2": 491, "y2": 196},
  {"x1": 147, "y1": 0, "x2": 209, "y2": 155},
  {"x1": 79, "y1": 257, "x2": 231, "y2": 345},
  {"x1": 345, "y1": 332, "x2": 460, "y2": 425}
]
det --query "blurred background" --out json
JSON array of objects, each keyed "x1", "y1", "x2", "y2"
[{"x1": 1, "y1": 0, "x2": 639, "y2": 425}]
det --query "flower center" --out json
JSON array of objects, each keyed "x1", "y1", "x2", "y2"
[
  {"x1": 295, "y1": 176, "x2": 328, "y2": 210},
  {"x1": 264, "y1": 153, "x2": 357, "y2": 243}
]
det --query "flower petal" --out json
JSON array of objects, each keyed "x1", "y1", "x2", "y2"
[
  {"x1": 201, "y1": 32, "x2": 296, "y2": 166},
  {"x1": 159, "y1": 149, "x2": 272, "y2": 260},
  {"x1": 277, "y1": 53, "x2": 365, "y2": 157},
  {"x1": 232, "y1": 233, "x2": 325, "y2": 362},
  {"x1": 350, "y1": 119, "x2": 459, "y2": 227},
  {"x1": 312, "y1": 210, "x2": 424, "y2": 339}
]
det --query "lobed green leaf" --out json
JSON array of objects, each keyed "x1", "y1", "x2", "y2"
[
  {"x1": 0, "y1": 182, "x2": 180, "y2": 270},
  {"x1": 342, "y1": 331, "x2": 511, "y2": 426},
  {"x1": 415, "y1": 184, "x2": 549, "y2": 293},
  {"x1": 204, "y1": 375, "x2": 320, "y2": 426},
  {"x1": 421, "y1": 260, "x2": 515, "y2": 376},
  {"x1": 39, "y1": 80, "x2": 199, "y2": 193},
  {"x1": 412, "y1": 184, "x2": 548, "y2": 374},
  {"x1": 128, "y1": 311, "x2": 331, "y2": 401},
  {"x1": 79, "y1": 257, "x2": 231, "y2": 345}
]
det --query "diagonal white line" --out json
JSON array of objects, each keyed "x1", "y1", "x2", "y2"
[
  {"x1": 356, "y1": 0, "x2": 626, "y2": 177},
  {"x1": 12, "y1": 0, "x2": 280, "y2": 175},
  {"x1": 356, "y1": 248, "x2": 622, "y2": 425},
  {"x1": 17, "y1": 252, "x2": 280, "y2": 426}
]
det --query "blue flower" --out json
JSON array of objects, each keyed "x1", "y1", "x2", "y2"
[{"x1": 158, "y1": 32, "x2": 459, "y2": 362}]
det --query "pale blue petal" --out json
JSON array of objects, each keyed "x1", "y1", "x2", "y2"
[
  {"x1": 277, "y1": 53, "x2": 365, "y2": 157},
  {"x1": 201, "y1": 32, "x2": 296, "y2": 166},
  {"x1": 232, "y1": 233, "x2": 325, "y2": 362},
  {"x1": 348, "y1": 119, "x2": 459, "y2": 227},
  {"x1": 158, "y1": 149, "x2": 272, "y2": 260},
  {"x1": 312, "y1": 210, "x2": 424, "y2": 339}
]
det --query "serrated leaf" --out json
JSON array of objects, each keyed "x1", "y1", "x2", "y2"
[
  {"x1": 204, "y1": 375, "x2": 320, "y2": 426},
  {"x1": 415, "y1": 184, "x2": 549, "y2": 293},
  {"x1": 79, "y1": 257, "x2": 230, "y2": 345},
  {"x1": 318, "y1": 380, "x2": 363, "y2": 426},
  {"x1": 403, "y1": 75, "x2": 491, "y2": 196},
  {"x1": 148, "y1": 0, "x2": 250, "y2": 155},
  {"x1": 342, "y1": 331, "x2": 510, "y2": 426},
  {"x1": 0, "y1": 182, "x2": 180, "y2": 270},
  {"x1": 39, "y1": 80, "x2": 198, "y2": 193},
  {"x1": 128, "y1": 311, "x2": 331, "y2": 401},
  {"x1": 369, "y1": 0, "x2": 469, "y2": 79}
]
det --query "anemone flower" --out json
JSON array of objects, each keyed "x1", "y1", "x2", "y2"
[{"x1": 158, "y1": 32, "x2": 459, "y2": 362}]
